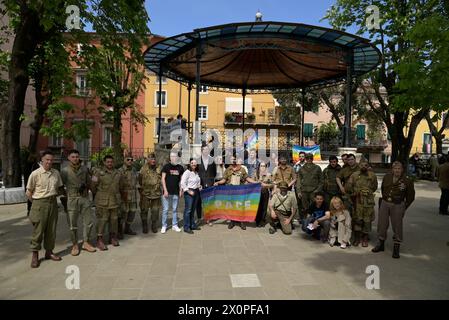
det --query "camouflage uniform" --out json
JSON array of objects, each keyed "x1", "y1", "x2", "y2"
[
  {"x1": 297, "y1": 163, "x2": 323, "y2": 220},
  {"x1": 118, "y1": 164, "x2": 139, "y2": 236},
  {"x1": 60, "y1": 163, "x2": 94, "y2": 245},
  {"x1": 323, "y1": 164, "x2": 342, "y2": 206},
  {"x1": 92, "y1": 167, "x2": 125, "y2": 248},
  {"x1": 346, "y1": 170, "x2": 377, "y2": 245},
  {"x1": 337, "y1": 164, "x2": 360, "y2": 214},
  {"x1": 139, "y1": 163, "x2": 162, "y2": 233}
]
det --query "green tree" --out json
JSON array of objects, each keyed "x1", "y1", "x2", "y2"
[
  {"x1": 1, "y1": 0, "x2": 150, "y2": 187},
  {"x1": 394, "y1": 0, "x2": 449, "y2": 154},
  {"x1": 324, "y1": 0, "x2": 434, "y2": 164}
]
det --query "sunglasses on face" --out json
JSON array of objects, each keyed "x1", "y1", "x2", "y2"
[{"x1": 126, "y1": 158, "x2": 133, "y2": 161}]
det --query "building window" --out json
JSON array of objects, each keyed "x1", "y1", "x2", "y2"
[
  {"x1": 154, "y1": 117, "x2": 166, "y2": 136},
  {"x1": 155, "y1": 76, "x2": 167, "y2": 84},
  {"x1": 103, "y1": 127, "x2": 113, "y2": 147},
  {"x1": 286, "y1": 132, "x2": 295, "y2": 145},
  {"x1": 422, "y1": 133, "x2": 432, "y2": 154},
  {"x1": 200, "y1": 85, "x2": 208, "y2": 94},
  {"x1": 303, "y1": 123, "x2": 314, "y2": 138},
  {"x1": 198, "y1": 105, "x2": 208, "y2": 120},
  {"x1": 356, "y1": 124, "x2": 366, "y2": 140},
  {"x1": 76, "y1": 73, "x2": 89, "y2": 96},
  {"x1": 50, "y1": 135, "x2": 63, "y2": 147},
  {"x1": 154, "y1": 90, "x2": 167, "y2": 107},
  {"x1": 75, "y1": 137, "x2": 91, "y2": 159}
]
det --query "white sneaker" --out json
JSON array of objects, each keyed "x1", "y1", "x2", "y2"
[
  {"x1": 161, "y1": 226, "x2": 167, "y2": 234},
  {"x1": 172, "y1": 225, "x2": 181, "y2": 232},
  {"x1": 340, "y1": 243, "x2": 347, "y2": 249}
]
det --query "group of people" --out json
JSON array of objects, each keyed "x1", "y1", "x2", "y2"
[{"x1": 25, "y1": 146, "x2": 417, "y2": 269}]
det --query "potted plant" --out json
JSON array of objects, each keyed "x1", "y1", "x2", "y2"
[
  {"x1": 246, "y1": 113, "x2": 256, "y2": 122},
  {"x1": 225, "y1": 112, "x2": 234, "y2": 122}
]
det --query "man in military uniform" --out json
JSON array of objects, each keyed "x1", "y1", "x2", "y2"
[
  {"x1": 91, "y1": 155, "x2": 126, "y2": 250},
  {"x1": 26, "y1": 150, "x2": 64, "y2": 268},
  {"x1": 118, "y1": 155, "x2": 139, "y2": 238},
  {"x1": 372, "y1": 161, "x2": 415, "y2": 258},
  {"x1": 297, "y1": 153, "x2": 323, "y2": 220},
  {"x1": 139, "y1": 153, "x2": 162, "y2": 233},
  {"x1": 336, "y1": 154, "x2": 360, "y2": 214},
  {"x1": 214, "y1": 155, "x2": 256, "y2": 230},
  {"x1": 268, "y1": 181, "x2": 298, "y2": 235},
  {"x1": 323, "y1": 155, "x2": 341, "y2": 206},
  {"x1": 346, "y1": 160, "x2": 378, "y2": 247},
  {"x1": 273, "y1": 156, "x2": 296, "y2": 192},
  {"x1": 60, "y1": 149, "x2": 96, "y2": 256}
]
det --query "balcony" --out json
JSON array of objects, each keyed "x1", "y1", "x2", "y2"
[{"x1": 224, "y1": 112, "x2": 296, "y2": 128}]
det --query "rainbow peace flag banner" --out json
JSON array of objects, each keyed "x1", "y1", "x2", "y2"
[
  {"x1": 292, "y1": 145, "x2": 322, "y2": 162},
  {"x1": 200, "y1": 183, "x2": 262, "y2": 222}
]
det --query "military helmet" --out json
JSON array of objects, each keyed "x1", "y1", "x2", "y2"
[{"x1": 278, "y1": 181, "x2": 289, "y2": 190}]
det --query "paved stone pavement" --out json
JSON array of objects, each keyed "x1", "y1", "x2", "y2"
[{"x1": 0, "y1": 179, "x2": 448, "y2": 300}]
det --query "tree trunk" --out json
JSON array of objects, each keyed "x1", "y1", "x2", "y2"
[
  {"x1": 425, "y1": 112, "x2": 448, "y2": 155},
  {"x1": 112, "y1": 107, "x2": 124, "y2": 167},
  {"x1": 1, "y1": 8, "x2": 41, "y2": 187},
  {"x1": 388, "y1": 110, "x2": 426, "y2": 165}
]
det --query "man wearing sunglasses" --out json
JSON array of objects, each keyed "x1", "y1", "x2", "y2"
[{"x1": 118, "y1": 155, "x2": 139, "y2": 238}]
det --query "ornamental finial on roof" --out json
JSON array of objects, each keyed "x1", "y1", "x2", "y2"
[{"x1": 255, "y1": 10, "x2": 263, "y2": 21}]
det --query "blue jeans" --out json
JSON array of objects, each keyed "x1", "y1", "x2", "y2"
[
  {"x1": 183, "y1": 190, "x2": 201, "y2": 231},
  {"x1": 161, "y1": 195, "x2": 179, "y2": 228}
]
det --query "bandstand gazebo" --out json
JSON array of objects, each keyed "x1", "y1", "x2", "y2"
[{"x1": 144, "y1": 18, "x2": 381, "y2": 148}]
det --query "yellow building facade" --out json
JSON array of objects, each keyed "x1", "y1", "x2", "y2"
[
  {"x1": 143, "y1": 72, "x2": 298, "y2": 151},
  {"x1": 409, "y1": 112, "x2": 449, "y2": 155}
]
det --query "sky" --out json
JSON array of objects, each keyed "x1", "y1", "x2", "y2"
[{"x1": 145, "y1": 0, "x2": 339, "y2": 36}]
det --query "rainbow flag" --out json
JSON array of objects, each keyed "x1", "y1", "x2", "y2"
[
  {"x1": 200, "y1": 183, "x2": 262, "y2": 222},
  {"x1": 292, "y1": 145, "x2": 321, "y2": 162}
]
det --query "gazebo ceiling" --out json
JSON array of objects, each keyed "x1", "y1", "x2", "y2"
[{"x1": 144, "y1": 21, "x2": 381, "y2": 91}]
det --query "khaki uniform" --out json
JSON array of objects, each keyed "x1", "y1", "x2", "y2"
[
  {"x1": 297, "y1": 163, "x2": 323, "y2": 219},
  {"x1": 272, "y1": 165, "x2": 295, "y2": 188},
  {"x1": 26, "y1": 167, "x2": 63, "y2": 252},
  {"x1": 139, "y1": 164, "x2": 162, "y2": 226},
  {"x1": 378, "y1": 173, "x2": 415, "y2": 243},
  {"x1": 223, "y1": 166, "x2": 248, "y2": 185},
  {"x1": 337, "y1": 164, "x2": 360, "y2": 214},
  {"x1": 119, "y1": 165, "x2": 139, "y2": 226},
  {"x1": 60, "y1": 163, "x2": 94, "y2": 244},
  {"x1": 323, "y1": 164, "x2": 341, "y2": 205},
  {"x1": 346, "y1": 170, "x2": 377, "y2": 234},
  {"x1": 92, "y1": 168, "x2": 125, "y2": 236},
  {"x1": 269, "y1": 191, "x2": 297, "y2": 234}
]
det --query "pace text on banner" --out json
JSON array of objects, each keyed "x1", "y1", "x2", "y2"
[{"x1": 200, "y1": 183, "x2": 262, "y2": 222}]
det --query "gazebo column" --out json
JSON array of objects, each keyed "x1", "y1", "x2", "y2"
[
  {"x1": 343, "y1": 54, "x2": 353, "y2": 147},
  {"x1": 187, "y1": 82, "x2": 192, "y2": 140},
  {"x1": 157, "y1": 65, "x2": 163, "y2": 144},
  {"x1": 242, "y1": 87, "x2": 247, "y2": 134},
  {"x1": 301, "y1": 88, "x2": 306, "y2": 147},
  {"x1": 195, "y1": 43, "x2": 202, "y2": 122}
]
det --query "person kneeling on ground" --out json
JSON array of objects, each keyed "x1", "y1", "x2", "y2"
[
  {"x1": 301, "y1": 192, "x2": 330, "y2": 241},
  {"x1": 328, "y1": 196, "x2": 352, "y2": 249},
  {"x1": 268, "y1": 181, "x2": 298, "y2": 235}
]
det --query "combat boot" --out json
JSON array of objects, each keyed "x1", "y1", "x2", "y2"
[
  {"x1": 361, "y1": 233, "x2": 369, "y2": 247},
  {"x1": 372, "y1": 240, "x2": 385, "y2": 253},
  {"x1": 30, "y1": 251, "x2": 39, "y2": 268},
  {"x1": 117, "y1": 219, "x2": 124, "y2": 240},
  {"x1": 110, "y1": 233, "x2": 120, "y2": 247},
  {"x1": 124, "y1": 223, "x2": 137, "y2": 235},
  {"x1": 142, "y1": 220, "x2": 149, "y2": 234},
  {"x1": 352, "y1": 232, "x2": 361, "y2": 247},
  {"x1": 96, "y1": 236, "x2": 108, "y2": 251},
  {"x1": 392, "y1": 243, "x2": 400, "y2": 259}
]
